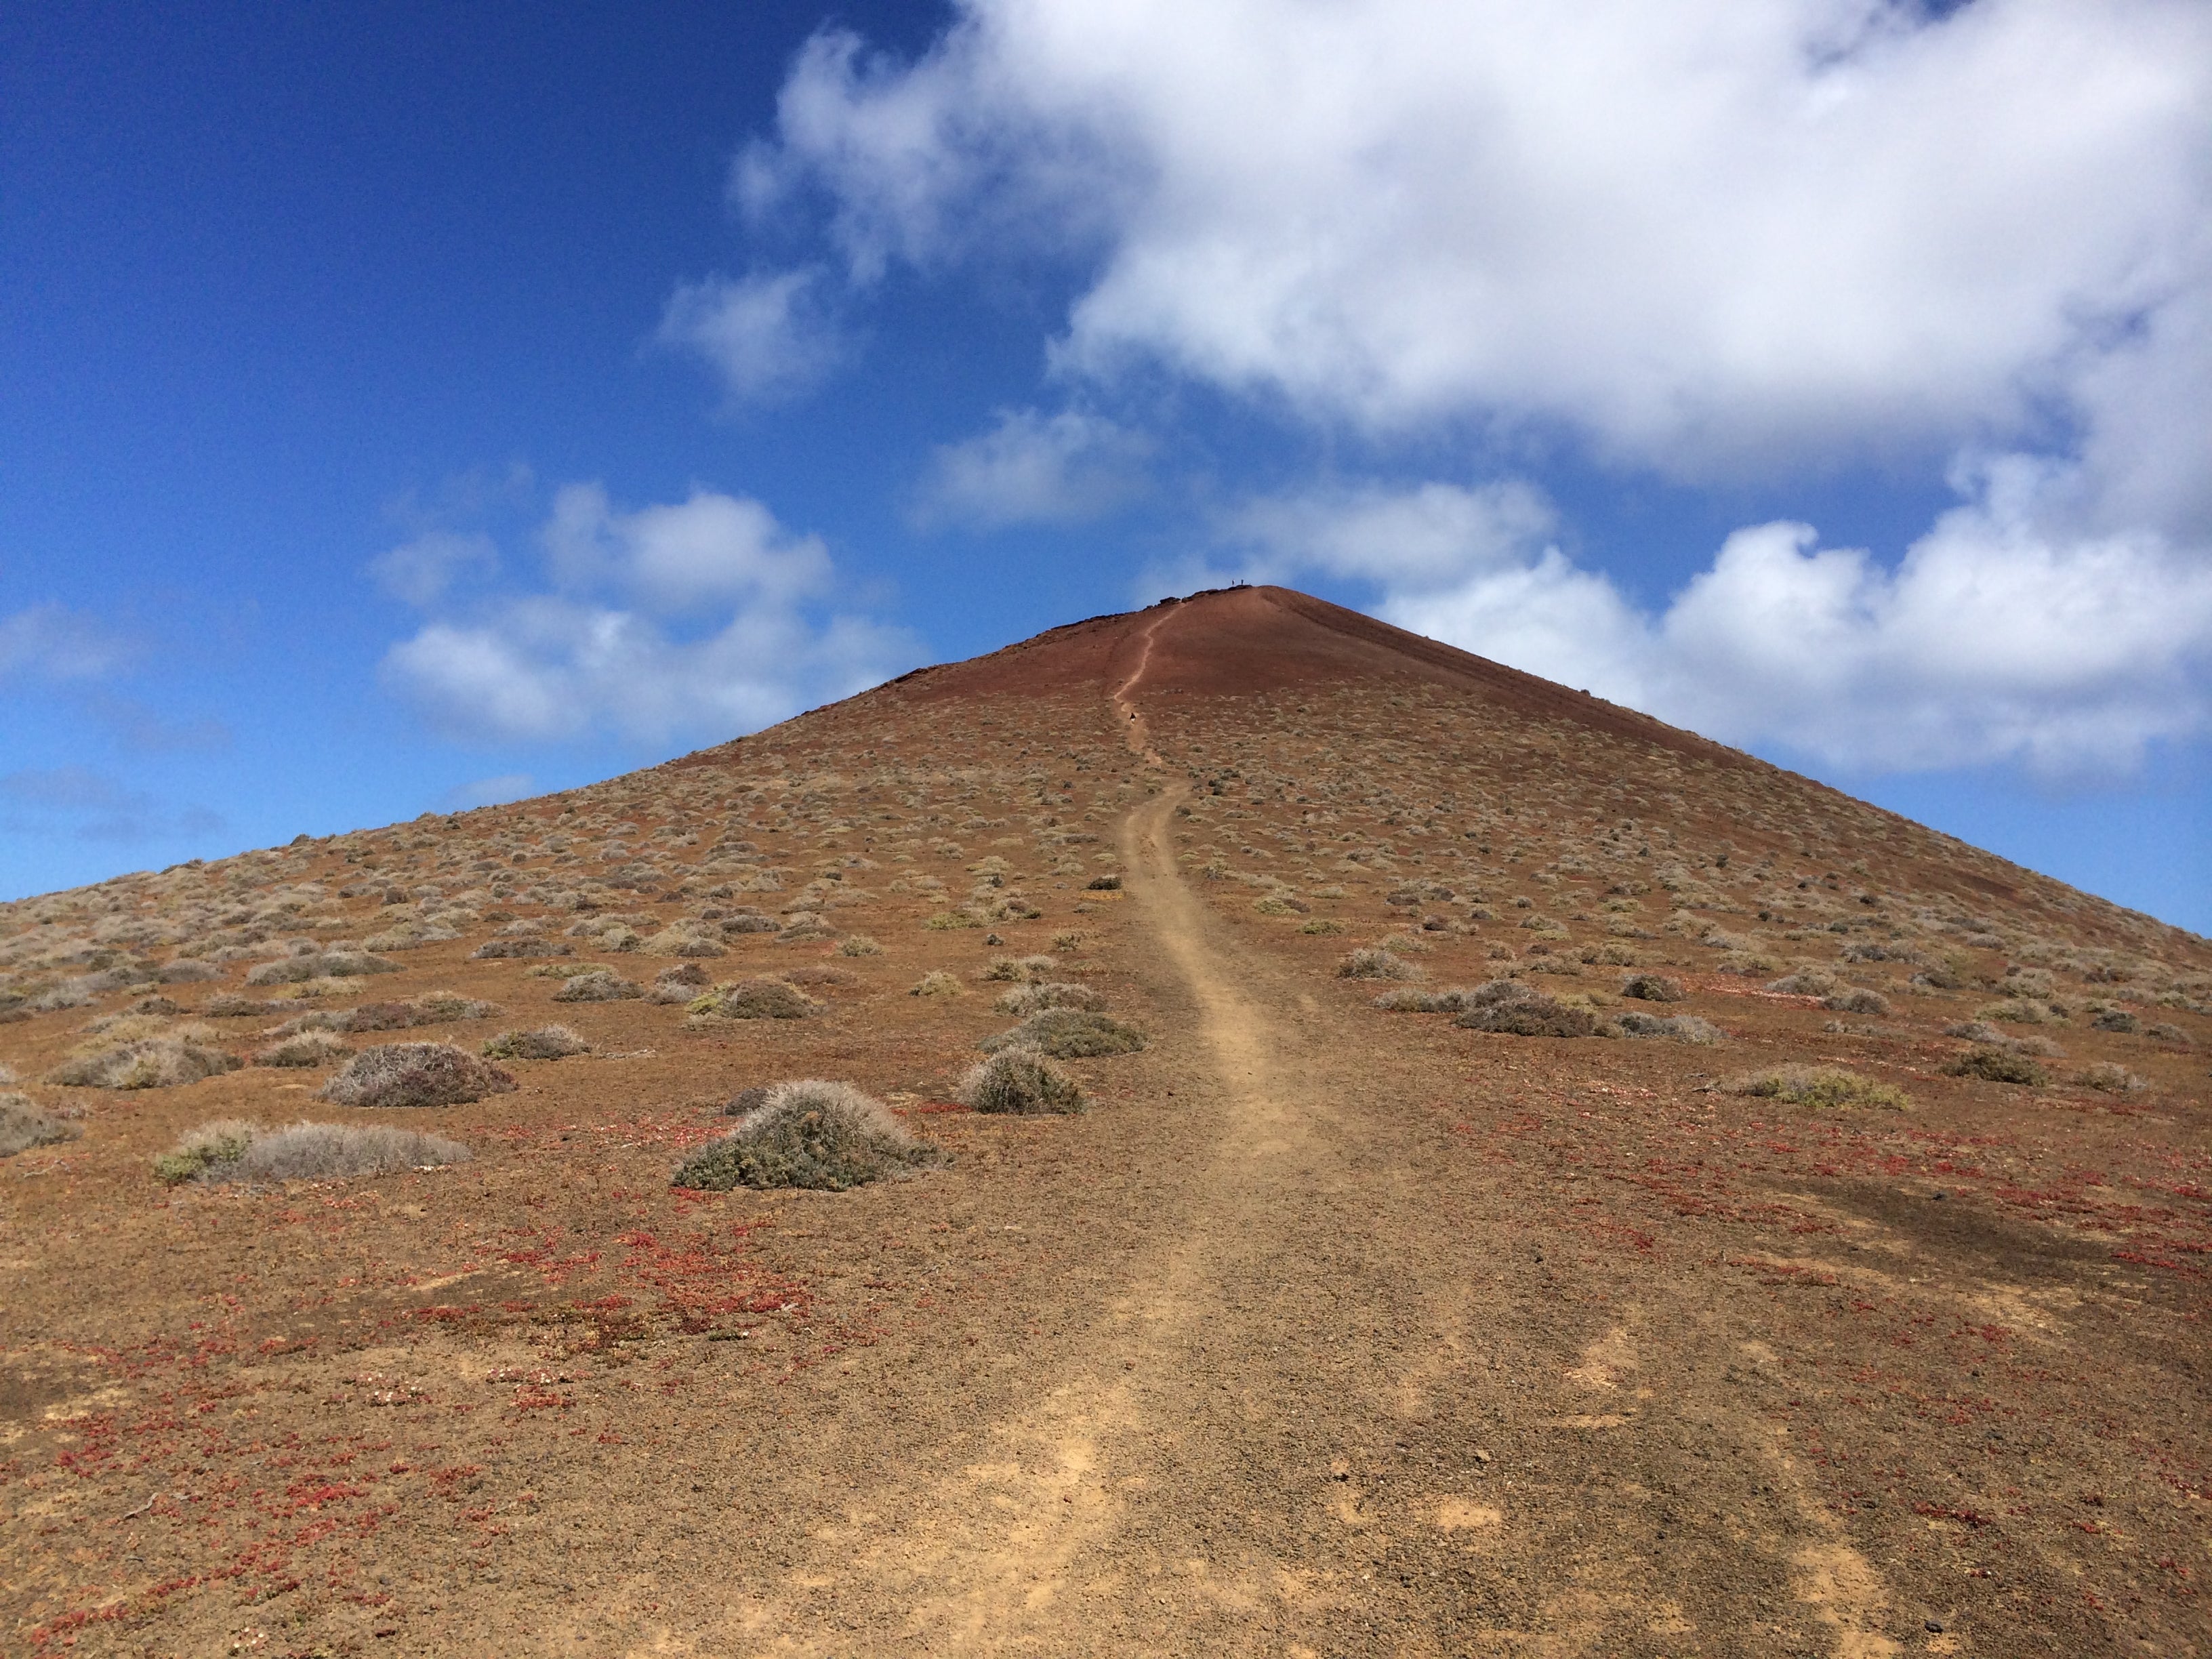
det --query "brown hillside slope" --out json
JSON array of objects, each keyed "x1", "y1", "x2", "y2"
[{"x1": 2, "y1": 586, "x2": 2207, "y2": 1657}]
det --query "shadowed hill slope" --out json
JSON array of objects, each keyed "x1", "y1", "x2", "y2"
[{"x1": 2, "y1": 587, "x2": 2207, "y2": 1657}]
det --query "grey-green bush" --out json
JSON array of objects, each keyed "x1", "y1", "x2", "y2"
[
  {"x1": 672, "y1": 1080, "x2": 940, "y2": 1191},
  {"x1": 686, "y1": 978, "x2": 820, "y2": 1021},
  {"x1": 254, "y1": 1030, "x2": 350, "y2": 1068},
  {"x1": 1454, "y1": 981, "x2": 1605, "y2": 1038},
  {"x1": 1943, "y1": 1046, "x2": 2047, "y2": 1086},
  {"x1": 960, "y1": 1048, "x2": 1086, "y2": 1115},
  {"x1": 1824, "y1": 988, "x2": 1892, "y2": 1017},
  {"x1": 993, "y1": 981, "x2": 1105, "y2": 1016},
  {"x1": 1372, "y1": 987, "x2": 1477, "y2": 1013},
  {"x1": 317, "y1": 1043, "x2": 517, "y2": 1109},
  {"x1": 1617, "y1": 1012, "x2": 1724, "y2": 1044},
  {"x1": 1723, "y1": 1066, "x2": 1910, "y2": 1110},
  {"x1": 552, "y1": 970, "x2": 644, "y2": 1003},
  {"x1": 155, "y1": 1119, "x2": 470, "y2": 1185},
  {"x1": 1, "y1": 1093, "x2": 80, "y2": 1157},
  {"x1": 1620, "y1": 973, "x2": 1684, "y2": 1002},
  {"x1": 481, "y1": 1024, "x2": 590, "y2": 1061},
  {"x1": 246, "y1": 949, "x2": 399, "y2": 985},
  {"x1": 49, "y1": 1029, "x2": 241, "y2": 1090},
  {"x1": 979, "y1": 1008, "x2": 1147, "y2": 1059},
  {"x1": 1338, "y1": 947, "x2": 1421, "y2": 982}
]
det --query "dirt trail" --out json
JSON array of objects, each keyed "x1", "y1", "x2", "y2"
[
  {"x1": 700, "y1": 631, "x2": 1909, "y2": 1656},
  {"x1": 1110, "y1": 609, "x2": 1170, "y2": 766},
  {"x1": 722, "y1": 786, "x2": 1324, "y2": 1654}
]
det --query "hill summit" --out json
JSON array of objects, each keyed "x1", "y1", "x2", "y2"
[{"x1": 3, "y1": 585, "x2": 2207, "y2": 1656}]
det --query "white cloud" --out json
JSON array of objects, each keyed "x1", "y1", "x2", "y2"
[
  {"x1": 541, "y1": 483, "x2": 831, "y2": 613},
  {"x1": 745, "y1": 0, "x2": 2212, "y2": 784},
  {"x1": 913, "y1": 408, "x2": 1153, "y2": 529},
  {"x1": 1250, "y1": 470, "x2": 2212, "y2": 780},
  {"x1": 1221, "y1": 480, "x2": 1555, "y2": 587},
  {"x1": 0, "y1": 604, "x2": 124, "y2": 682},
  {"x1": 369, "y1": 530, "x2": 500, "y2": 607},
  {"x1": 656, "y1": 267, "x2": 850, "y2": 403},
  {"x1": 379, "y1": 485, "x2": 919, "y2": 745},
  {"x1": 751, "y1": 0, "x2": 2212, "y2": 491}
]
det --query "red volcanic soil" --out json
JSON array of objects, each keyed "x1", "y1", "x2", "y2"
[{"x1": 3, "y1": 587, "x2": 2207, "y2": 1656}]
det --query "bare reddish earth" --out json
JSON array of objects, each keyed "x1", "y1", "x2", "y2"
[{"x1": 3, "y1": 586, "x2": 2207, "y2": 1657}]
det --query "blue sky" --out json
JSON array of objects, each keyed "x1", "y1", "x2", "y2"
[{"x1": 4, "y1": 0, "x2": 2208, "y2": 934}]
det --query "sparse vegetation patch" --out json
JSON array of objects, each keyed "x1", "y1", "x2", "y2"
[
  {"x1": 686, "y1": 979, "x2": 821, "y2": 1021},
  {"x1": 1, "y1": 1093, "x2": 80, "y2": 1156},
  {"x1": 155, "y1": 1119, "x2": 470, "y2": 1184},
  {"x1": 49, "y1": 1026, "x2": 241, "y2": 1090},
  {"x1": 317, "y1": 1043, "x2": 518, "y2": 1109},
  {"x1": 1455, "y1": 981, "x2": 1607, "y2": 1038},
  {"x1": 1723, "y1": 1066, "x2": 1910, "y2": 1110},
  {"x1": 960, "y1": 1048, "x2": 1086, "y2": 1115},
  {"x1": 671, "y1": 1080, "x2": 940, "y2": 1191},
  {"x1": 981, "y1": 1008, "x2": 1147, "y2": 1058},
  {"x1": 481, "y1": 1024, "x2": 592, "y2": 1061},
  {"x1": 1944, "y1": 1046, "x2": 2047, "y2": 1086}
]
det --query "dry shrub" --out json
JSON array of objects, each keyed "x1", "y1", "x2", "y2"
[
  {"x1": 255, "y1": 1030, "x2": 349, "y2": 1069},
  {"x1": 552, "y1": 970, "x2": 644, "y2": 1003},
  {"x1": 720, "y1": 912, "x2": 779, "y2": 935},
  {"x1": 837, "y1": 936, "x2": 884, "y2": 957},
  {"x1": 1824, "y1": 988, "x2": 1892, "y2": 1017},
  {"x1": 81, "y1": 1012, "x2": 175, "y2": 1042},
  {"x1": 687, "y1": 979, "x2": 821, "y2": 1021},
  {"x1": 1338, "y1": 947, "x2": 1422, "y2": 982},
  {"x1": 980, "y1": 1009, "x2": 1146, "y2": 1059},
  {"x1": 1978, "y1": 997, "x2": 2051, "y2": 1025},
  {"x1": 649, "y1": 963, "x2": 712, "y2": 1005},
  {"x1": 246, "y1": 949, "x2": 398, "y2": 985},
  {"x1": 980, "y1": 955, "x2": 1058, "y2": 983},
  {"x1": 1620, "y1": 973, "x2": 1684, "y2": 1002},
  {"x1": 1765, "y1": 970, "x2": 1839, "y2": 998},
  {"x1": 203, "y1": 993, "x2": 285, "y2": 1019},
  {"x1": 640, "y1": 927, "x2": 725, "y2": 959},
  {"x1": 471, "y1": 938, "x2": 570, "y2": 960},
  {"x1": 671, "y1": 1080, "x2": 941, "y2": 1191},
  {"x1": 50, "y1": 1026, "x2": 241, "y2": 1090},
  {"x1": 994, "y1": 981, "x2": 1105, "y2": 1016},
  {"x1": 1618, "y1": 1012, "x2": 1725, "y2": 1044},
  {"x1": 151, "y1": 1119, "x2": 258, "y2": 1183},
  {"x1": 1941, "y1": 1021, "x2": 2064, "y2": 1058},
  {"x1": 1943, "y1": 1046, "x2": 2047, "y2": 1086},
  {"x1": 909, "y1": 970, "x2": 964, "y2": 998},
  {"x1": 155, "y1": 1120, "x2": 470, "y2": 1185},
  {"x1": 1, "y1": 1093, "x2": 80, "y2": 1157},
  {"x1": 1373, "y1": 986, "x2": 1464, "y2": 1012},
  {"x1": 2075, "y1": 1061, "x2": 2147, "y2": 1095},
  {"x1": 1300, "y1": 918, "x2": 1346, "y2": 935},
  {"x1": 318, "y1": 1043, "x2": 517, "y2": 1109},
  {"x1": 529, "y1": 960, "x2": 611, "y2": 979},
  {"x1": 340, "y1": 994, "x2": 502, "y2": 1031},
  {"x1": 960, "y1": 1048, "x2": 1086, "y2": 1115},
  {"x1": 481, "y1": 1025, "x2": 591, "y2": 1061},
  {"x1": 1725, "y1": 1066, "x2": 1910, "y2": 1110},
  {"x1": 2089, "y1": 1008, "x2": 2141, "y2": 1034},
  {"x1": 1454, "y1": 981, "x2": 1606, "y2": 1038}
]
